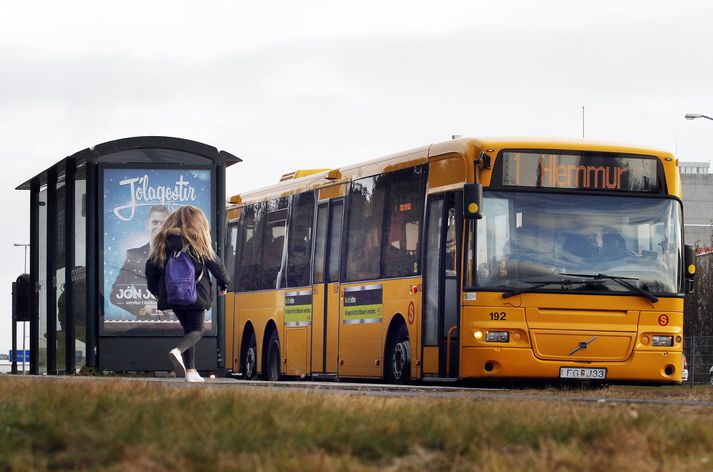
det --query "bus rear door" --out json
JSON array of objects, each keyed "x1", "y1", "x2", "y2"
[{"x1": 311, "y1": 198, "x2": 344, "y2": 376}]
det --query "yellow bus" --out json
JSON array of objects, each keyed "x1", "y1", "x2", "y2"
[{"x1": 223, "y1": 138, "x2": 696, "y2": 384}]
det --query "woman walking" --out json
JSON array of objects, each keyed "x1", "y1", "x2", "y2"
[{"x1": 145, "y1": 206, "x2": 230, "y2": 382}]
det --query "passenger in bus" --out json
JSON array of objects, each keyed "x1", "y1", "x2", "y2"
[
  {"x1": 477, "y1": 258, "x2": 509, "y2": 286},
  {"x1": 495, "y1": 258, "x2": 508, "y2": 280},
  {"x1": 601, "y1": 229, "x2": 630, "y2": 257},
  {"x1": 477, "y1": 263, "x2": 491, "y2": 283},
  {"x1": 350, "y1": 225, "x2": 381, "y2": 280}
]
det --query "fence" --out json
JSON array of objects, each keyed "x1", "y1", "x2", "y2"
[
  {"x1": 684, "y1": 335, "x2": 713, "y2": 385},
  {"x1": 682, "y1": 251, "x2": 713, "y2": 385}
]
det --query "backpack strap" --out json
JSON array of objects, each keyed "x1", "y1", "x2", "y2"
[{"x1": 181, "y1": 245, "x2": 204, "y2": 282}]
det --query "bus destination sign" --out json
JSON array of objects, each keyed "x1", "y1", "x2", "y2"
[{"x1": 497, "y1": 152, "x2": 660, "y2": 193}]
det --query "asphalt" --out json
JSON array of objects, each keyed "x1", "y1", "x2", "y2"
[{"x1": 5, "y1": 374, "x2": 713, "y2": 408}]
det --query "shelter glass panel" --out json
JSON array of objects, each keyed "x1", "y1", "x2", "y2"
[
  {"x1": 55, "y1": 181, "x2": 66, "y2": 373},
  {"x1": 73, "y1": 166, "x2": 87, "y2": 369},
  {"x1": 38, "y1": 188, "x2": 48, "y2": 374}
]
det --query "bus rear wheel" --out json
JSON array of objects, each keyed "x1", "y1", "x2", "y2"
[
  {"x1": 265, "y1": 330, "x2": 282, "y2": 381},
  {"x1": 241, "y1": 331, "x2": 257, "y2": 380},
  {"x1": 386, "y1": 324, "x2": 411, "y2": 384}
]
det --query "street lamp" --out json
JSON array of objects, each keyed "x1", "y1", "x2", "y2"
[
  {"x1": 13, "y1": 243, "x2": 29, "y2": 273},
  {"x1": 685, "y1": 113, "x2": 713, "y2": 121}
]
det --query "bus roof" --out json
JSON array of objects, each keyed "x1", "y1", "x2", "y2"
[
  {"x1": 466, "y1": 137, "x2": 673, "y2": 157},
  {"x1": 228, "y1": 137, "x2": 676, "y2": 205}
]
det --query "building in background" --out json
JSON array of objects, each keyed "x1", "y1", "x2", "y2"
[{"x1": 680, "y1": 161, "x2": 713, "y2": 249}]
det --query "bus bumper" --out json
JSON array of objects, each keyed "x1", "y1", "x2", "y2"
[{"x1": 461, "y1": 347, "x2": 683, "y2": 383}]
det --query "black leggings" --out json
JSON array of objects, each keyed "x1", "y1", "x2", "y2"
[{"x1": 173, "y1": 309, "x2": 205, "y2": 370}]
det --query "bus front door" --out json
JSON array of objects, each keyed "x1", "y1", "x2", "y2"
[
  {"x1": 311, "y1": 199, "x2": 344, "y2": 376},
  {"x1": 422, "y1": 192, "x2": 462, "y2": 379}
]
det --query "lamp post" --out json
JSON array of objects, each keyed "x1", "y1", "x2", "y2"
[
  {"x1": 13, "y1": 243, "x2": 29, "y2": 373},
  {"x1": 13, "y1": 243, "x2": 29, "y2": 273},
  {"x1": 685, "y1": 113, "x2": 713, "y2": 121}
]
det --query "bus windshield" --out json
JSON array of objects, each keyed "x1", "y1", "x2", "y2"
[{"x1": 469, "y1": 191, "x2": 682, "y2": 295}]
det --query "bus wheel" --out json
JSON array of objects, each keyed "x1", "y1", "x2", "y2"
[
  {"x1": 265, "y1": 330, "x2": 282, "y2": 381},
  {"x1": 242, "y1": 332, "x2": 257, "y2": 380},
  {"x1": 386, "y1": 324, "x2": 411, "y2": 384}
]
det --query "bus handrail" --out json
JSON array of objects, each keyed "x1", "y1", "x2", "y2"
[{"x1": 446, "y1": 325, "x2": 458, "y2": 377}]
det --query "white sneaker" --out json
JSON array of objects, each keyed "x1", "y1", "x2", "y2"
[
  {"x1": 169, "y1": 349, "x2": 186, "y2": 377},
  {"x1": 185, "y1": 369, "x2": 205, "y2": 383}
]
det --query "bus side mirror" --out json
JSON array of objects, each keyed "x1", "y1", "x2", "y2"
[
  {"x1": 464, "y1": 183, "x2": 483, "y2": 220},
  {"x1": 684, "y1": 244, "x2": 696, "y2": 294}
]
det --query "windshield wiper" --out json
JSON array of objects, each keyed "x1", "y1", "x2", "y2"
[
  {"x1": 562, "y1": 273, "x2": 659, "y2": 303},
  {"x1": 502, "y1": 278, "x2": 605, "y2": 299}
]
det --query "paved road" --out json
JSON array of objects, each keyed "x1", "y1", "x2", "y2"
[{"x1": 7, "y1": 374, "x2": 713, "y2": 408}]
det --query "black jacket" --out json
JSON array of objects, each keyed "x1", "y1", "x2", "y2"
[
  {"x1": 110, "y1": 242, "x2": 151, "y2": 316},
  {"x1": 145, "y1": 234, "x2": 231, "y2": 311}
]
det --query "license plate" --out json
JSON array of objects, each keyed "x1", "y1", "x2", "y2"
[{"x1": 559, "y1": 367, "x2": 607, "y2": 379}]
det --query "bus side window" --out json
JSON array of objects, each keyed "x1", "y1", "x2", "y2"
[
  {"x1": 238, "y1": 203, "x2": 265, "y2": 292},
  {"x1": 224, "y1": 221, "x2": 239, "y2": 291},
  {"x1": 345, "y1": 176, "x2": 386, "y2": 282},
  {"x1": 287, "y1": 191, "x2": 315, "y2": 287},
  {"x1": 383, "y1": 166, "x2": 426, "y2": 278},
  {"x1": 262, "y1": 197, "x2": 288, "y2": 290}
]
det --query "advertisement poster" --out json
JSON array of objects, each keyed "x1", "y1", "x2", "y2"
[
  {"x1": 343, "y1": 285, "x2": 383, "y2": 324},
  {"x1": 284, "y1": 291, "x2": 312, "y2": 327},
  {"x1": 102, "y1": 168, "x2": 212, "y2": 335}
]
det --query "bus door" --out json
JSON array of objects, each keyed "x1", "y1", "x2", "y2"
[
  {"x1": 311, "y1": 198, "x2": 344, "y2": 375},
  {"x1": 422, "y1": 192, "x2": 462, "y2": 378}
]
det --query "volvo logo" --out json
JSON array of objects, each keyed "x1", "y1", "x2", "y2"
[{"x1": 568, "y1": 337, "x2": 598, "y2": 356}]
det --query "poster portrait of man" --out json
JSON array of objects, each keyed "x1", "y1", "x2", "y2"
[{"x1": 109, "y1": 204, "x2": 169, "y2": 317}]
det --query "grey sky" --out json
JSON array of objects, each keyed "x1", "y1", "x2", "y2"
[{"x1": 2, "y1": 0, "x2": 712, "y2": 354}]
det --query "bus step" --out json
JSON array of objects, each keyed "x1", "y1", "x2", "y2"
[
  {"x1": 311, "y1": 373, "x2": 340, "y2": 381},
  {"x1": 422, "y1": 376, "x2": 459, "y2": 383}
]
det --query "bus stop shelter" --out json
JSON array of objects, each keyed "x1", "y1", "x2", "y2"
[{"x1": 14, "y1": 136, "x2": 240, "y2": 374}]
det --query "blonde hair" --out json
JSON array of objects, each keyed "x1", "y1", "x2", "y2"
[{"x1": 148, "y1": 206, "x2": 216, "y2": 267}]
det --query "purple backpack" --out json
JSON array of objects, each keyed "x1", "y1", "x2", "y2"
[{"x1": 165, "y1": 249, "x2": 202, "y2": 305}]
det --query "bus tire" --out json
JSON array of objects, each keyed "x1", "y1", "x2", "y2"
[
  {"x1": 241, "y1": 331, "x2": 258, "y2": 380},
  {"x1": 386, "y1": 323, "x2": 411, "y2": 384},
  {"x1": 265, "y1": 329, "x2": 282, "y2": 381}
]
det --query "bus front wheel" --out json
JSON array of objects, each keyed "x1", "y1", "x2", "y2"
[{"x1": 386, "y1": 324, "x2": 411, "y2": 384}]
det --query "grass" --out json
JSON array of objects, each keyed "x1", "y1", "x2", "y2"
[{"x1": 1, "y1": 377, "x2": 713, "y2": 471}]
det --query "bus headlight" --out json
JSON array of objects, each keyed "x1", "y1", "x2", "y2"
[
  {"x1": 652, "y1": 335, "x2": 673, "y2": 347},
  {"x1": 486, "y1": 331, "x2": 509, "y2": 343}
]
